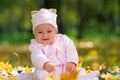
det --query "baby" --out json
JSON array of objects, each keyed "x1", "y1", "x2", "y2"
[{"x1": 29, "y1": 8, "x2": 100, "y2": 80}]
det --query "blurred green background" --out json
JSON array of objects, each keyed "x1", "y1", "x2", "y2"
[{"x1": 0, "y1": 0, "x2": 120, "y2": 67}]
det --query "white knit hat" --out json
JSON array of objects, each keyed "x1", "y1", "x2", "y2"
[{"x1": 31, "y1": 8, "x2": 58, "y2": 33}]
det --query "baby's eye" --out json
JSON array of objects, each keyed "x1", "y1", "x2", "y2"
[
  {"x1": 38, "y1": 32, "x2": 42, "y2": 33},
  {"x1": 47, "y1": 31, "x2": 52, "y2": 33}
]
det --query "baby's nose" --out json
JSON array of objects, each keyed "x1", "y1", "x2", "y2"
[{"x1": 43, "y1": 33, "x2": 48, "y2": 36}]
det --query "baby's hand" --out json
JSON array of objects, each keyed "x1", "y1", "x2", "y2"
[
  {"x1": 44, "y1": 62, "x2": 54, "y2": 73},
  {"x1": 66, "y1": 62, "x2": 76, "y2": 72}
]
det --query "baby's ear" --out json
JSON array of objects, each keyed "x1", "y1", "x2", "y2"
[
  {"x1": 49, "y1": 9, "x2": 57, "y2": 13},
  {"x1": 31, "y1": 10, "x2": 38, "y2": 18}
]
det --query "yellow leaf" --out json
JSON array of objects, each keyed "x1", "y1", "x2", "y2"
[
  {"x1": 61, "y1": 73, "x2": 69, "y2": 80},
  {"x1": 0, "y1": 76, "x2": 4, "y2": 80},
  {"x1": 25, "y1": 66, "x2": 32, "y2": 73},
  {"x1": 89, "y1": 50, "x2": 98, "y2": 57},
  {"x1": 101, "y1": 73, "x2": 107, "y2": 79},
  {"x1": 100, "y1": 64, "x2": 106, "y2": 70},
  {"x1": 78, "y1": 62, "x2": 83, "y2": 68},
  {"x1": 9, "y1": 75, "x2": 16, "y2": 80},
  {"x1": 60, "y1": 70, "x2": 79, "y2": 80},
  {"x1": 91, "y1": 63, "x2": 100, "y2": 70},
  {"x1": 70, "y1": 70, "x2": 79, "y2": 78},
  {"x1": 78, "y1": 56, "x2": 83, "y2": 68},
  {"x1": 45, "y1": 75, "x2": 58, "y2": 80},
  {"x1": 0, "y1": 61, "x2": 13, "y2": 74},
  {"x1": 87, "y1": 50, "x2": 98, "y2": 60},
  {"x1": 85, "y1": 66, "x2": 91, "y2": 73},
  {"x1": 101, "y1": 72, "x2": 118, "y2": 80}
]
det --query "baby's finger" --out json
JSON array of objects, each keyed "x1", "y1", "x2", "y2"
[
  {"x1": 66, "y1": 66, "x2": 71, "y2": 72},
  {"x1": 48, "y1": 65, "x2": 54, "y2": 73},
  {"x1": 70, "y1": 66, "x2": 76, "y2": 71}
]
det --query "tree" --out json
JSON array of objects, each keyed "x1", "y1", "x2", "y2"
[{"x1": 77, "y1": 0, "x2": 85, "y2": 38}]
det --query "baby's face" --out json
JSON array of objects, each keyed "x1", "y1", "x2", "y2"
[{"x1": 34, "y1": 24, "x2": 57, "y2": 45}]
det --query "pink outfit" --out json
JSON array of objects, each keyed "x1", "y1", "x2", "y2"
[
  {"x1": 29, "y1": 34, "x2": 78, "y2": 79},
  {"x1": 30, "y1": 8, "x2": 100, "y2": 80}
]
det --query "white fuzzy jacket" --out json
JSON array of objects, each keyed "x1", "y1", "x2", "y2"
[{"x1": 29, "y1": 34, "x2": 78, "y2": 73}]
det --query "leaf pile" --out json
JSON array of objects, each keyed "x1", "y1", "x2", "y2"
[{"x1": 0, "y1": 61, "x2": 120, "y2": 80}]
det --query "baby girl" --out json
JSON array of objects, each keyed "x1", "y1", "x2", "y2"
[{"x1": 29, "y1": 8, "x2": 100, "y2": 80}]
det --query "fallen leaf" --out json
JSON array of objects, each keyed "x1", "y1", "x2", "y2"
[
  {"x1": 60, "y1": 70, "x2": 79, "y2": 80},
  {"x1": 45, "y1": 75, "x2": 58, "y2": 80}
]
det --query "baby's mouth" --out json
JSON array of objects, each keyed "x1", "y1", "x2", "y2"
[{"x1": 42, "y1": 38, "x2": 49, "y2": 40}]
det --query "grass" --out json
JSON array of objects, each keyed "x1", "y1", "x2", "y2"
[{"x1": 0, "y1": 43, "x2": 32, "y2": 67}]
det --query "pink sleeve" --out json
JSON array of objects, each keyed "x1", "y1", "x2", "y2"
[
  {"x1": 62, "y1": 35, "x2": 78, "y2": 65},
  {"x1": 29, "y1": 39, "x2": 49, "y2": 69}
]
